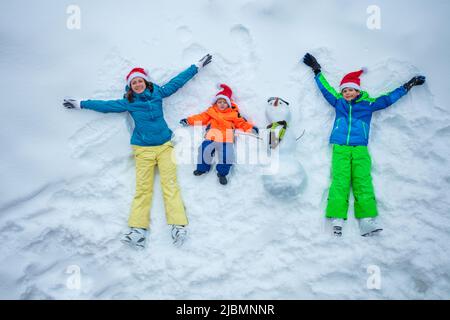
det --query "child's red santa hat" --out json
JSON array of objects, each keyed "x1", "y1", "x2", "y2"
[
  {"x1": 214, "y1": 84, "x2": 233, "y2": 107},
  {"x1": 126, "y1": 67, "x2": 150, "y2": 86},
  {"x1": 339, "y1": 67, "x2": 367, "y2": 91}
]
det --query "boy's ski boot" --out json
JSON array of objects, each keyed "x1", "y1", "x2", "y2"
[
  {"x1": 121, "y1": 227, "x2": 148, "y2": 249},
  {"x1": 193, "y1": 170, "x2": 207, "y2": 176},
  {"x1": 217, "y1": 173, "x2": 228, "y2": 185},
  {"x1": 359, "y1": 218, "x2": 383, "y2": 237},
  {"x1": 171, "y1": 225, "x2": 187, "y2": 247}
]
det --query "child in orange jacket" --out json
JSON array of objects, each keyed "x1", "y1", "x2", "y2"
[{"x1": 180, "y1": 84, "x2": 258, "y2": 185}]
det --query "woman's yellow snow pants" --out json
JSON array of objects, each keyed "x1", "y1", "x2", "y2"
[{"x1": 128, "y1": 142, "x2": 188, "y2": 229}]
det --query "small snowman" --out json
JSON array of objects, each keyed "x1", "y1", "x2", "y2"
[{"x1": 261, "y1": 97, "x2": 307, "y2": 199}]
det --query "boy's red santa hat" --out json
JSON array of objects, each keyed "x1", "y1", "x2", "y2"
[
  {"x1": 339, "y1": 67, "x2": 367, "y2": 91},
  {"x1": 214, "y1": 84, "x2": 233, "y2": 107},
  {"x1": 126, "y1": 67, "x2": 149, "y2": 86}
]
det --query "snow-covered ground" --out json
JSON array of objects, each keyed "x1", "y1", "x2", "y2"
[{"x1": 1, "y1": 0, "x2": 449, "y2": 299}]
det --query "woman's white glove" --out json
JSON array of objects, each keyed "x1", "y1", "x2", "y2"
[{"x1": 63, "y1": 98, "x2": 81, "y2": 109}]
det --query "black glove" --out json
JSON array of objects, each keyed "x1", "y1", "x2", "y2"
[
  {"x1": 303, "y1": 53, "x2": 321, "y2": 75},
  {"x1": 252, "y1": 126, "x2": 259, "y2": 135},
  {"x1": 403, "y1": 76, "x2": 426, "y2": 92},
  {"x1": 63, "y1": 98, "x2": 81, "y2": 109},
  {"x1": 179, "y1": 118, "x2": 189, "y2": 127},
  {"x1": 196, "y1": 54, "x2": 212, "y2": 68}
]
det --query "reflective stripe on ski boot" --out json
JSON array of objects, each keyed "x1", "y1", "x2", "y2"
[
  {"x1": 331, "y1": 218, "x2": 344, "y2": 237},
  {"x1": 121, "y1": 227, "x2": 147, "y2": 249},
  {"x1": 171, "y1": 225, "x2": 187, "y2": 247},
  {"x1": 359, "y1": 218, "x2": 383, "y2": 237}
]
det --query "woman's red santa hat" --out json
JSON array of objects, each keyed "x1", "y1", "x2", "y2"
[
  {"x1": 339, "y1": 67, "x2": 367, "y2": 91},
  {"x1": 126, "y1": 67, "x2": 149, "y2": 86},
  {"x1": 214, "y1": 84, "x2": 233, "y2": 107}
]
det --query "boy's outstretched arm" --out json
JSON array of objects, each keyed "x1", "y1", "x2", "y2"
[
  {"x1": 314, "y1": 73, "x2": 341, "y2": 107},
  {"x1": 233, "y1": 116, "x2": 255, "y2": 133},
  {"x1": 302, "y1": 53, "x2": 339, "y2": 107},
  {"x1": 185, "y1": 110, "x2": 211, "y2": 126},
  {"x1": 371, "y1": 76, "x2": 426, "y2": 111}
]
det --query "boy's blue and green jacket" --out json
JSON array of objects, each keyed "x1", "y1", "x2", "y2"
[
  {"x1": 315, "y1": 72, "x2": 407, "y2": 146},
  {"x1": 81, "y1": 65, "x2": 198, "y2": 146}
]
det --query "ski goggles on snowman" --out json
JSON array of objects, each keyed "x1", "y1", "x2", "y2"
[{"x1": 267, "y1": 97, "x2": 290, "y2": 106}]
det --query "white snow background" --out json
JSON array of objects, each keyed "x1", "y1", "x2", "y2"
[{"x1": 0, "y1": 0, "x2": 449, "y2": 299}]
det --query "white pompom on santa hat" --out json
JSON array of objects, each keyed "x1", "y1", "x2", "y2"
[
  {"x1": 126, "y1": 67, "x2": 150, "y2": 86},
  {"x1": 214, "y1": 84, "x2": 233, "y2": 107},
  {"x1": 339, "y1": 67, "x2": 368, "y2": 91}
]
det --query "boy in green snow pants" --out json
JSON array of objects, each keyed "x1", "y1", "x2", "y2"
[
  {"x1": 327, "y1": 145, "x2": 377, "y2": 220},
  {"x1": 303, "y1": 53, "x2": 426, "y2": 236}
]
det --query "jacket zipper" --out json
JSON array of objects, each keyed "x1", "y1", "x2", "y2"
[{"x1": 346, "y1": 102, "x2": 352, "y2": 145}]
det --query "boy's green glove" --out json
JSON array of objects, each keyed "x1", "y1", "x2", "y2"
[
  {"x1": 303, "y1": 53, "x2": 321, "y2": 75},
  {"x1": 403, "y1": 76, "x2": 426, "y2": 92}
]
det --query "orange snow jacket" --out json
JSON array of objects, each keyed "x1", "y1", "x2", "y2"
[{"x1": 187, "y1": 102, "x2": 254, "y2": 143}]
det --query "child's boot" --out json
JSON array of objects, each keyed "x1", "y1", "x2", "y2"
[
  {"x1": 217, "y1": 173, "x2": 228, "y2": 185},
  {"x1": 359, "y1": 218, "x2": 383, "y2": 237},
  {"x1": 331, "y1": 218, "x2": 345, "y2": 237},
  {"x1": 121, "y1": 227, "x2": 148, "y2": 249},
  {"x1": 193, "y1": 170, "x2": 207, "y2": 176},
  {"x1": 171, "y1": 225, "x2": 187, "y2": 247}
]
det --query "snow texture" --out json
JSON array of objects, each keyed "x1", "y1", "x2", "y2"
[{"x1": 0, "y1": 0, "x2": 449, "y2": 299}]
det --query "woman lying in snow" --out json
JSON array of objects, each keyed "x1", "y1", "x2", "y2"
[
  {"x1": 62, "y1": 54, "x2": 213, "y2": 249},
  {"x1": 303, "y1": 53, "x2": 426, "y2": 237}
]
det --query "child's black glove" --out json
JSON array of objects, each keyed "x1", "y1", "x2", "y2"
[
  {"x1": 303, "y1": 53, "x2": 321, "y2": 75},
  {"x1": 403, "y1": 76, "x2": 426, "y2": 92},
  {"x1": 179, "y1": 119, "x2": 189, "y2": 127}
]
